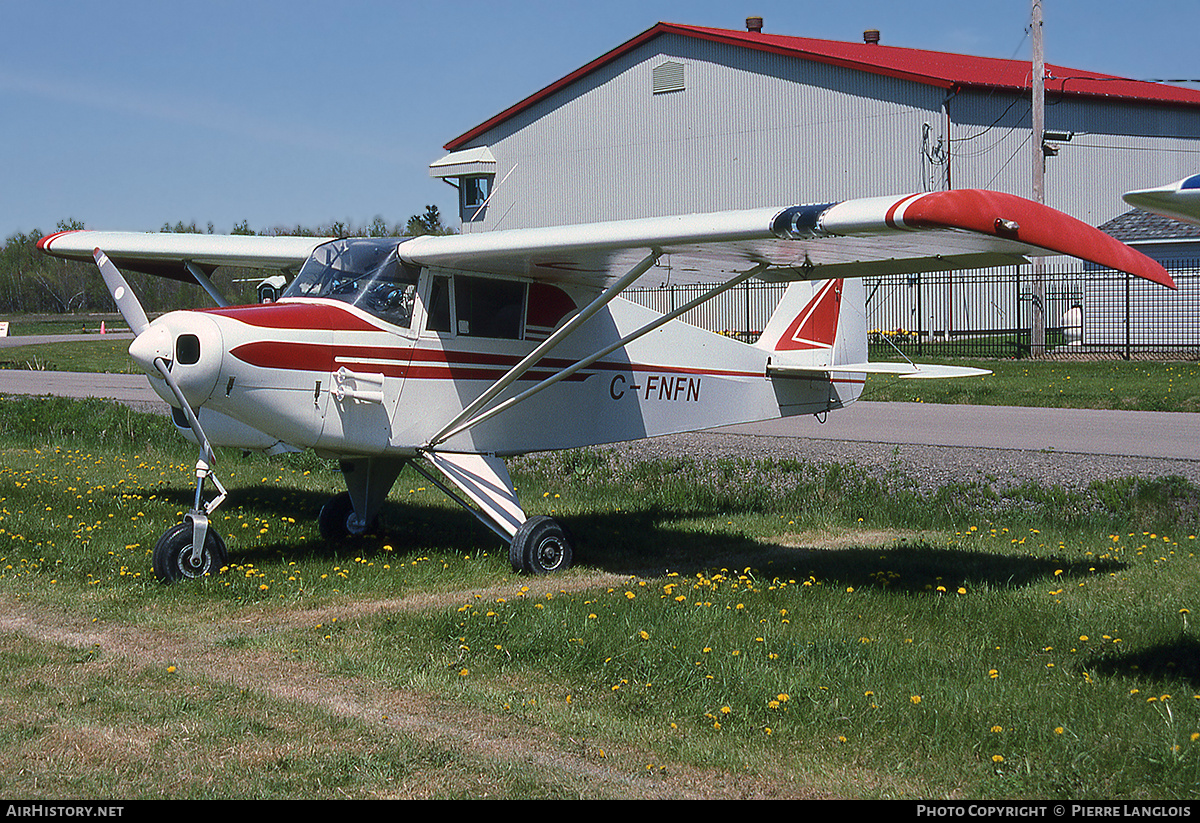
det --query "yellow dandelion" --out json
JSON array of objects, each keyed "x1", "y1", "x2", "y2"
[{"x1": 911, "y1": 695, "x2": 922, "y2": 704}]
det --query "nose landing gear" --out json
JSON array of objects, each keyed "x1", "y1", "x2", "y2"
[{"x1": 152, "y1": 457, "x2": 229, "y2": 583}]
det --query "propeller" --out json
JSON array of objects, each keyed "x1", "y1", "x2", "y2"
[
  {"x1": 93, "y1": 249, "x2": 149, "y2": 336},
  {"x1": 92, "y1": 248, "x2": 216, "y2": 465}
]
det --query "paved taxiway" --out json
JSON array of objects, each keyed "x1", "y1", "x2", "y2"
[{"x1": 2, "y1": 367, "x2": 1197, "y2": 462}]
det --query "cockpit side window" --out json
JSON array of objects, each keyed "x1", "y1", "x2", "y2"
[
  {"x1": 285, "y1": 239, "x2": 419, "y2": 328},
  {"x1": 426, "y1": 275, "x2": 452, "y2": 333}
]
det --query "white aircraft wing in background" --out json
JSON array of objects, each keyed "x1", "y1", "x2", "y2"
[{"x1": 1123, "y1": 175, "x2": 1200, "y2": 227}]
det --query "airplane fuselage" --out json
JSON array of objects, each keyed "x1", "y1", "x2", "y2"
[{"x1": 141, "y1": 270, "x2": 861, "y2": 460}]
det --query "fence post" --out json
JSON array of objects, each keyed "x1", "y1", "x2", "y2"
[
  {"x1": 916, "y1": 273, "x2": 923, "y2": 357},
  {"x1": 744, "y1": 281, "x2": 751, "y2": 339},
  {"x1": 1124, "y1": 271, "x2": 1131, "y2": 361}
]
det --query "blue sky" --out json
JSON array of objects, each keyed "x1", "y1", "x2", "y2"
[{"x1": 3, "y1": 0, "x2": 1198, "y2": 239}]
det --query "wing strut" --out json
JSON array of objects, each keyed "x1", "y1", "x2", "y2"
[
  {"x1": 428, "y1": 264, "x2": 767, "y2": 446},
  {"x1": 184, "y1": 262, "x2": 231, "y2": 308},
  {"x1": 425, "y1": 250, "x2": 662, "y2": 448}
]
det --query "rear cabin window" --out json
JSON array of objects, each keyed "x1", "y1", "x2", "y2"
[{"x1": 454, "y1": 276, "x2": 525, "y2": 339}]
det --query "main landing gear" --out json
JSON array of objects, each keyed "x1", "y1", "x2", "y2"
[
  {"x1": 152, "y1": 452, "x2": 576, "y2": 582},
  {"x1": 326, "y1": 455, "x2": 576, "y2": 576},
  {"x1": 509, "y1": 515, "x2": 573, "y2": 575},
  {"x1": 318, "y1": 491, "x2": 380, "y2": 542}
]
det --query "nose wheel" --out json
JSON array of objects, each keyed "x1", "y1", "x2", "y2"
[
  {"x1": 153, "y1": 457, "x2": 229, "y2": 583},
  {"x1": 152, "y1": 520, "x2": 228, "y2": 582}
]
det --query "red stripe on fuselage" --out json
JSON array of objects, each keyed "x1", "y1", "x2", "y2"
[
  {"x1": 204, "y1": 302, "x2": 378, "y2": 332},
  {"x1": 228, "y1": 340, "x2": 763, "y2": 382}
]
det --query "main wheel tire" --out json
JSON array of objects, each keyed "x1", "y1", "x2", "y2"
[
  {"x1": 152, "y1": 521, "x2": 228, "y2": 583},
  {"x1": 510, "y1": 516, "x2": 573, "y2": 575},
  {"x1": 318, "y1": 492, "x2": 378, "y2": 542}
]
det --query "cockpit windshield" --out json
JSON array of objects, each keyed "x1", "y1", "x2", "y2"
[{"x1": 283, "y1": 238, "x2": 419, "y2": 327}]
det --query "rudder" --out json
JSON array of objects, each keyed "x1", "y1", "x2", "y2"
[{"x1": 755, "y1": 278, "x2": 867, "y2": 368}]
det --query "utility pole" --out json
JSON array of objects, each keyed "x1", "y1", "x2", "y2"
[{"x1": 1030, "y1": 0, "x2": 1046, "y2": 356}]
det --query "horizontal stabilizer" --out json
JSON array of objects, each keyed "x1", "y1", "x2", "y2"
[{"x1": 768, "y1": 361, "x2": 991, "y2": 380}]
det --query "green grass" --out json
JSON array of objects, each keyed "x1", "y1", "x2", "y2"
[
  {"x1": 866, "y1": 358, "x2": 1200, "y2": 412},
  {"x1": 0, "y1": 339, "x2": 141, "y2": 373},
  {"x1": 1, "y1": 314, "x2": 125, "y2": 337},
  {"x1": 2, "y1": 396, "x2": 1200, "y2": 798}
]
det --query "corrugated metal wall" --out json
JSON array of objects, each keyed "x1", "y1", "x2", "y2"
[
  {"x1": 460, "y1": 33, "x2": 948, "y2": 235},
  {"x1": 448, "y1": 29, "x2": 1200, "y2": 343},
  {"x1": 455, "y1": 33, "x2": 1200, "y2": 239},
  {"x1": 948, "y1": 90, "x2": 1200, "y2": 227}
]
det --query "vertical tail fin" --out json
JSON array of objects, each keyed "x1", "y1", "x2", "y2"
[{"x1": 755, "y1": 278, "x2": 867, "y2": 367}]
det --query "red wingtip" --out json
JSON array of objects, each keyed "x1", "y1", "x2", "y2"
[
  {"x1": 35, "y1": 229, "x2": 85, "y2": 254},
  {"x1": 902, "y1": 190, "x2": 1177, "y2": 290}
]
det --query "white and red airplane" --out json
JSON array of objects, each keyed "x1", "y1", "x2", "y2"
[{"x1": 38, "y1": 189, "x2": 1175, "y2": 581}]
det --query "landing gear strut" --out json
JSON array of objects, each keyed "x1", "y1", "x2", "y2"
[{"x1": 317, "y1": 458, "x2": 403, "y2": 543}]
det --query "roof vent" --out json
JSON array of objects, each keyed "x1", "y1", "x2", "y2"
[
  {"x1": 864, "y1": 29, "x2": 880, "y2": 45},
  {"x1": 746, "y1": 16, "x2": 763, "y2": 33}
]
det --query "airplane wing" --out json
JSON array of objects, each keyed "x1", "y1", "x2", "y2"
[
  {"x1": 38, "y1": 189, "x2": 1175, "y2": 291},
  {"x1": 37, "y1": 230, "x2": 329, "y2": 281},
  {"x1": 400, "y1": 189, "x2": 1175, "y2": 290},
  {"x1": 1122, "y1": 175, "x2": 1200, "y2": 227}
]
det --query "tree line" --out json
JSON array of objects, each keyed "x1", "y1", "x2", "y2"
[{"x1": 0, "y1": 206, "x2": 452, "y2": 315}]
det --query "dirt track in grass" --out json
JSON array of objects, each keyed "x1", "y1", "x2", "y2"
[{"x1": 0, "y1": 571, "x2": 846, "y2": 799}]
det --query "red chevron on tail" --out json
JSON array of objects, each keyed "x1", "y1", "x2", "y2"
[{"x1": 771, "y1": 279, "x2": 843, "y2": 351}]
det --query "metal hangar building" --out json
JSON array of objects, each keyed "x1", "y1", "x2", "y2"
[{"x1": 429, "y1": 19, "x2": 1200, "y2": 351}]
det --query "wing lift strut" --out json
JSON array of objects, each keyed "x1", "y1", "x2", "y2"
[{"x1": 417, "y1": 253, "x2": 769, "y2": 551}]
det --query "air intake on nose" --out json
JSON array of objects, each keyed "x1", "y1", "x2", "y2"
[{"x1": 176, "y1": 334, "x2": 201, "y2": 365}]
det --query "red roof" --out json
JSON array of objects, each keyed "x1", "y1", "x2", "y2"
[{"x1": 445, "y1": 22, "x2": 1200, "y2": 150}]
